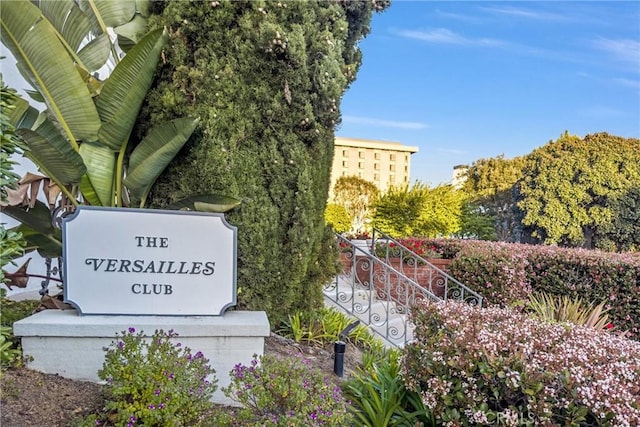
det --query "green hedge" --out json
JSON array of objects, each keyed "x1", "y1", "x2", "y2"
[
  {"x1": 141, "y1": 1, "x2": 387, "y2": 325},
  {"x1": 407, "y1": 239, "x2": 640, "y2": 339}
]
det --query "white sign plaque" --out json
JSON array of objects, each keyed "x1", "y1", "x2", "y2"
[{"x1": 63, "y1": 207, "x2": 237, "y2": 316}]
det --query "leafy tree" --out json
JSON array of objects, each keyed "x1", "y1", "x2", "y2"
[
  {"x1": 141, "y1": 1, "x2": 389, "y2": 324},
  {"x1": 324, "y1": 203, "x2": 352, "y2": 234},
  {"x1": 372, "y1": 183, "x2": 464, "y2": 238},
  {"x1": 371, "y1": 184, "x2": 423, "y2": 237},
  {"x1": 461, "y1": 155, "x2": 526, "y2": 241},
  {"x1": 456, "y1": 200, "x2": 497, "y2": 240},
  {"x1": 332, "y1": 176, "x2": 379, "y2": 234},
  {"x1": 518, "y1": 132, "x2": 640, "y2": 247},
  {"x1": 596, "y1": 186, "x2": 640, "y2": 252}
]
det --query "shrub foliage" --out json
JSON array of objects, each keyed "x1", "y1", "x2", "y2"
[
  {"x1": 404, "y1": 300, "x2": 640, "y2": 426},
  {"x1": 141, "y1": 0, "x2": 388, "y2": 325}
]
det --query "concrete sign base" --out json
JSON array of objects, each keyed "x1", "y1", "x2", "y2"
[{"x1": 13, "y1": 309, "x2": 270, "y2": 406}]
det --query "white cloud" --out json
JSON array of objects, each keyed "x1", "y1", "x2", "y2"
[
  {"x1": 611, "y1": 77, "x2": 640, "y2": 90},
  {"x1": 342, "y1": 115, "x2": 428, "y2": 130},
  {"x1": 480, "y1": 6, "x2": 571, "y2": 22},
  {"x1": 434, "y1": 9, "x2": 483, "y2": 23},
  {"x1": 591, "y1": 37, "x2": 640, "y2": 67},
  {"x1": 394, "y1": 28, "x2": 506, "y2": 47}
]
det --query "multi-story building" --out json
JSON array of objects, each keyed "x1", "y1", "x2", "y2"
[{"x1": 329, "y1": 137, "x2": 419, "y2": 198}]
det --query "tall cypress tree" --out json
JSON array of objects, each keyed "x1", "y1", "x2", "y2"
[{"x1": 140, "y1": 0, "x2": 388, "y2": 324}]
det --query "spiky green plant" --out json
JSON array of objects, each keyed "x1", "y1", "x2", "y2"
[{"x1": 527, "y1": 292, "x2": 611, "y2": 330}]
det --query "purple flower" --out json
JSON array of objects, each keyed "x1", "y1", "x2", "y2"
[
  {"x1": 148, "y1": 404, "x2": 155, "y2": 410},
  {"x1": 118, "y1": 341, "x2": 124, "y2": 349},
  {"x1": 154, "y1": 389, "x2": 161, "y2": 396},
  {"x1": 128, "y1": 327, "x2": 135, "y2": 333}
]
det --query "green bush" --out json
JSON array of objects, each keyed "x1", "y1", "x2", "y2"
[
  {"x1": 343, "y1": 349, "x2": 435, "y2": 427},
  {"x1": 325, "y1": 204, "x2": 353, "y2": 234},
  {"x1": 278, "y1": 307, "x2": 381, "y2": 350},
  {"x1": 0, "y1": 325, "x2": 22, "y2": 368},
  {"x1": 219, "y1": 354, "x2": 352, "y2": 426},
  {"x1": 437, "y1": 239, "x2": 640, "y2": 339},
  {"x1": 87, "y1": 328, "x2": 217, "y2": 426},
  {"x1": 404, "y1": 300, "x2": 640, "y2": 426},
  {"x1": 142, "y1": 1, "x2": 388, "y2": 326},
  {"x1": 0, "y1": 292, "x2": 39, "y2": 366}
]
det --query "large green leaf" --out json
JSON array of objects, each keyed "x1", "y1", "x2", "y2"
[
  {"x1": 167, "y1": 195, "x2": 242, "y2": 213},
  {"x1": 79, "y1": 174, "x2": 102, "y2": 206},
  {"x1": 96, "y1": 28, "x2": 168, "y2": 151},
  {"x1": 36, "y1": 0, "x2": 93, "y2": 52},
  {"x1": 14, "y1": 224, "x2": 63, "y2": 259},
  {"x1": 1, "y1": 200, "x2": 57, "y2": 237},
  {"x1": 79, "y1": 142, "x2": 115, "y2": 206},
  {"x1": 85, "y1": 0, "x2": 136, "y2": 28},
  {"x1": 17, "y1": 128, "x2": 86, "y2": 186},
  {"x1": 0, "y1": 0, "x2": 101, "y2": 144},
  {"x1": 7, "y1": 96, "x2": 39, "y2": 130},
  {"x1": 77, "y1": 34, "x2": 111, "y2": 72},
  {"x1": 114, "y1": 14, "x2": 148, "y2": 45},
  {"x1": 124, "y1": 117, "x2": 199, "y2": 203}
]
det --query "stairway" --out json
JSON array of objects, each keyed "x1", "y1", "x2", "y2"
[{"x1": 323, "y1": 230, "x2": 483, "y2": 348}]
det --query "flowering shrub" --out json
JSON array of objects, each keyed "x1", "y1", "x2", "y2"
[
  {"x1": 374, "y1": 239, "x2": 443, "y2": 263},
  {"x1": 338, "y1": 240, "x2": 353, "y2": 253},
  {"x1": 403, "y1": 300, "x2": 640, "y2": 426},
  {"x1": 91, "y1": 328, "x2": 217, "y2": 426},
  {"x1": 345, "y1": 231, "x2": 371, "y2": 240},
  {"x1": 443, "y1": 239, "x2": 640, "y2": 339},
  {"x1": 220, "y1": 354, "x2": 352, "y2": 426},
  {"x1": 447, "y1": 240, "x2": 532, "y2": 307}
]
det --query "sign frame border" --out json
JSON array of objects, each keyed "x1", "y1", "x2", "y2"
[{"x1": 62, "y1": 206, "x2": 238, "y2": 316}]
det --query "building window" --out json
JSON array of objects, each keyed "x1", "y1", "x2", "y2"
[
  {"x1": 358, "y1": 172, "x2": 363, "y2": 178},
  {"x1": 404, "y1": 175, "x2": 408, "y2": 183},
  {"x1": 374, "y1": 173, "x2": 379, "y2": 181},
  {"x1": 342, "y1": 161, "x2": 348, "y2": 167},
  {"x1": 374, "y1": 163, "x2": 380, "y2": 170},
  {"x1": 374, "y1": 152, "x2": 381, "y2": 160},
  {"x1": 405, "y1": 154, "x2": 409, "y2": 162},
  {"x1": 342, "y1": 171, "x2": 348, "y2": 176},
  {"x1": 390, "y1": 174, "x2": 395, "y2": 183},
  {"x1": 390, "y1": 153, "x2": 396, "y2": 161},
  {"x1": 404, "y1": 165, "x2": 408, "y2": 172},
  {"x1": 342, "y1": 150, "x2": 348, "y2": 157},
  {"x1": 358, "y1": 162, "x2": 364, "y2": 169},
  {"x1": 389, "y1": 164, "x2": 395, "y2": 172},
  {"x1": 358, "y1": 151, "x2": 365, "y2": 159}
]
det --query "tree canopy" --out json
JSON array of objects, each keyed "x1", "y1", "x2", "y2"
[
  {"x1": 332, "y1": 176, "x2": 379, "y2": 233},
  {"x1": 517, "y1": 132, "x2": 640, "y2": 247},
  {"x1": 461, "y1": 155, "x2": 526, "y2": 241},
  {"x1": 372, "y1": 183, "x2": 464, "y2": 238}
]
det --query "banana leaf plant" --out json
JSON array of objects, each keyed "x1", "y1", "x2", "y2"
[{"x1": 0, "y1": 0, "x2": 239, "y2": 264}]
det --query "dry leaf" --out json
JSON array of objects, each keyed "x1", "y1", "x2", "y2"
[{"x1": 3, "y1": 258, "x2": 31, "y2": 289}]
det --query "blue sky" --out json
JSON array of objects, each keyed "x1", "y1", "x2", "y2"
[{"x1": 336, "y1": 1, "x2": 640, "y2": 185}]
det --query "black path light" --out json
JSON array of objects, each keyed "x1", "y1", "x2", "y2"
[{"x1": 333, "y1": 319, "x2": 360, "y2": 378}]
